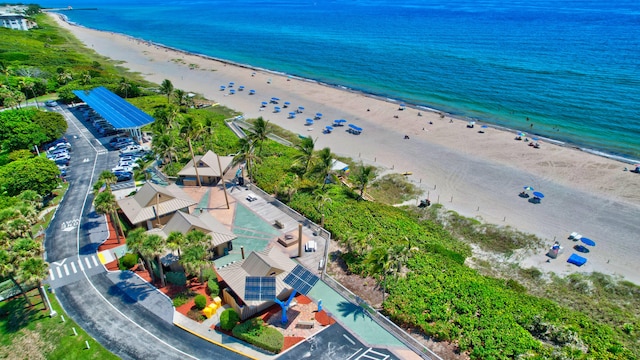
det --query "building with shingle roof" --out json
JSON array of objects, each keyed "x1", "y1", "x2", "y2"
[
  {"x1": 117, "y1": 182, "x2": 197, "y2": 229},
  {"x1": 178, "y1": 150, "x2": 234, "y2": 186},
  {"x1": 146, "y1": 209, "x2": 236, "y2": 257},
  {"x1": 217, "y1": 246, "x2": 297, "y2": 320}
]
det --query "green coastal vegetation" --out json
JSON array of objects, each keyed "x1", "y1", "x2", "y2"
[{"x1": 1, "y1": 8, "x2": 639, "y2": 359}]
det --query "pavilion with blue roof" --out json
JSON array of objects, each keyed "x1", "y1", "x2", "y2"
[{"x1": 73, "y1": 87, "x2": 154, "y2": 140}]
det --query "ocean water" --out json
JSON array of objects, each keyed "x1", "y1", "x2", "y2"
[{"x1": 40, "y1": 0, "x2": 640, "y2": 160}]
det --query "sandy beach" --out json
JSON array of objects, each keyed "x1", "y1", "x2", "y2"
[{"x1": 51, "y1": 14, "x2": 640, "y2": 284}]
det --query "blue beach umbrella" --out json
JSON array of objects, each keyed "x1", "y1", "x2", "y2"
[
  {"x1": 325, "y1": 125, "x2": 333, "y2": 131},
  {"x1": 316, "y1": 112, "x2": 323, "y2": 117},
  {"x1": 228, "y1": 82, "x2": 234, "y2": 87},
  {"x1": 261, "y1": 101, "x2": 268, "y2": 107},
  {"x1": 306, "y1": 118, "x2": 314, "y2": 125},
  {"x1": 481, "y1": 125, "x2": 488, "y2": 129},
  {"x1": 580, "y1": 237, "x2": 596, "y2": 247},
  {"x1": 238, "y1": 86, "x2": 245, "y2": 91},
  {"x1": 229, "y1": 89, "x2": 235, "y2": 95},
  {"x1": 523, "y1": 186, "x2": 534, "y2": 191},
  {"x1": 249, "y1": 89, "x2": 256, "y2": 95},
  {"x1": 220, "y1": 85, "x2": 226, "y2": 90},
  {"x1": 533, "y1": 191, "x2": 544, "y2": 198},
  {"x1": 298, "y1": 106, "x2": 305, "y2": 111}
]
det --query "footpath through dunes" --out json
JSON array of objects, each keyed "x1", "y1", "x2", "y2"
[{"x1": 49, "y1": 13, "x2": 640, "y2": 285}]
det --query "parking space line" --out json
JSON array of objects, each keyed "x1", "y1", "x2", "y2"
[
  {"x1": 92, "y1": 256, "x2": 99, "y2": 267},
  {"x1": 346, "y1": 348, "x2": 363, "y2": 360},
  {"x1": 343, "y1": 334, "x2": 356, "y2": 345},
  {"x1": 71, "y1": 262, "x2": 77, "y2": 273},
  {"x1": 56, "y1": 267, "x2": 62, "y2": 278},
  {"x1": 85, "y1": 257, "x2": 92, "y2": 268},
  {"x1": 64, "y1": 264, "x2": 69, "y2": 276},
  {"x1": 49, "y1": 269, "x2": 55, "y2": 280}
]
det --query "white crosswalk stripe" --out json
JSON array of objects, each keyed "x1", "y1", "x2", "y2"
[
  {"x1": 78, "y1": 259, "x2": 84, "y2": 271},
  {"x1": 47, "y1": 255, "x2": 106, "y2": 288},
  {"x1": 92, "y1": 256, "x2": 98, "y2": 267},
  {"x1": 71, "y1": 262, "x2": 77, "y2": 273},
  {"x1": 64, "y1": 264, "x2": 69, "y2": 276},
  {"x1": 49, "y1": 269, "x2": 55, "y2": 281},
  {"x1": 85, "y1": 257, "x2": 92, "y2": 268},
  {"x1": 56, "y1": 267, "x2": 62, "y2": 278}
]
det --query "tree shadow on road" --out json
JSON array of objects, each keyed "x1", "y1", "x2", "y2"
[{"x1": 336, "y1": 301, "x2": 367, "y2": 321}]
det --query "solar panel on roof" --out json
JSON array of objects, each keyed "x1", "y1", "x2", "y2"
[
  {"x1": 244, "y1": 276, "x2": 276, "y2": 301},
  {"x1": 283, "y1": 265, "x2": 319, "y2": 295},
  {"x1": 73, "y1": 87, "x2": 155, "y2": 129}
]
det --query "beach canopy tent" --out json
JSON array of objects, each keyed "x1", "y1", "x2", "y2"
[
  {"x1": 331, "y1": 159, "x2": 349, "y2": 172},
  {"x1": 567, "y1": 253, "x2": 587, "y2": 267},
  {"x1": 348, "y1": 123, "x2": 363, "y2": 134},
  {"x1": 73, "y1": 87, "x2": 154, "y2": 140}
]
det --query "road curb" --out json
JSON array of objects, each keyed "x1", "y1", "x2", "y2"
[{"x1": 173, "y1": 322, "x2": 258, "y2": 360}]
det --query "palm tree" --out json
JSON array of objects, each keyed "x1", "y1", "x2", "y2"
[
  {"x1": 312, "y1": 147, "x2": 333, "y2": 190},
  {"x1": 314, "y1": 190, "x2": 332, "y2": 226},
  {"x1": 180, "y1": 244, "x2": 208, "y2": 282},
  {"x1": 160, "y1": 79, "x2": 174, "y2": 103},
  {"x1": 125, "y1": 228, "x2": 150, "y2": 271},
  {"x1": 119, "y1": 77, "x2": 131, "y2": 98},
  {"x1": 179, "y1": 116, "x2": 204, "y2": 187},
  {"x1": 94, "y1": 191, "x2": 122, "y2": 244},
  {"x1": 56, "y1": 70, "x2": 73, "y2": 85},
  {"x1": 294, "y1": 136, "x2": 316, "y2": 175},
  {"x1": 18, "y1": 257, "x2": 49, "y2": 310},
  {"x1": 232, "y1": 137, "x2": 260, "y2": 182},
  {"x1": 19, "y1": 79, "x2": 38, "y2": 109},
  {"x1": 173, "y1": 89, "x2": 186, "y2": 108},
  {"x1": 249, "y1": 117, "x2": 270, "y2": 155},
  {"x1": 353, "y1": 163, "x2": 376, "y2": 200},
  {"x1": 80, "y1": 71, "x2": 91, "y2": 85},
  {"x1": 166, "y1": 231, "x2": 186, "y2": 258},
  {"x1": 17, "y1": 190, "x2": 43, "y2": 210},
  {"x1": 152, "y1": 134, "x2": 179, "y2": 165},
  {"x1": 0, "y1": 61, "x2": 12, "y2": 87},
  {"x1": 141, "y1": 234, "x2": 166, "y2": 287},
  {"x1": 99, "y1": 170, "x2": 117, "y2": 189}
]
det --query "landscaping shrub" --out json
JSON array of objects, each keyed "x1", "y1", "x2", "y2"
[
  {"x1": 220, "y1": 308, "x2": 239, "y2": 331},
  {"x1": 119, "y1": 253, "x2": 138, "y2": 269},
  {"x1": 208, "y1": 278, "x2": 219, "y2": 296},
  {"x1": 166, "y1": 271, "x2": 187, "y2": 286},
  {"x1": 201, "y1": 267, "x2": 217, "y2": 282},
  {"x1": 194, "y1": 294, "x2": 207, "y2": 310},
  {"x1": 232, "y1": 318, "x2": 283, "y2": 353},
  {"x1": 172, "y1": 290, "x2": 194, "y2": 308}
]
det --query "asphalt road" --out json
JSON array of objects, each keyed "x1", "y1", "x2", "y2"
[{"x1": 44, "y1": 104, "x2": 248, "y2": 359}]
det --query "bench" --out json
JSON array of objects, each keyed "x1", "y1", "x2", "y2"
[
  {"x1": 274, "y1": 220, "x2": 284, "y2": 229},
  {"x1": 296, "y1": 320, "x2": 315, "y2": 329}
]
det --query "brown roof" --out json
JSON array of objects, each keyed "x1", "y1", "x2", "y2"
[
  {"x1": 117, "y1": 183, "x2": 197, "y2": 225},
  {"x1": 217, "y1": 247, "x2": 297, "y2": 304},
  {"x1": 177, "y1": 150, "x2": 234, "y2": 178},
  {"x1": 145, "y1": 210, "x2": 236, "y2": 247}
]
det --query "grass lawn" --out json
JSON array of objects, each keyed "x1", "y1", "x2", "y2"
[{"x1": 0, "y1": 287, "x2": 118, "y2": 360}]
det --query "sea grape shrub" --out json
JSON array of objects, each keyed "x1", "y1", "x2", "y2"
[
  {"x1": 207, "y1": 278, "x2": 219, "y2": 296},
  {"x1": 194, "y1": 294, "x2": 207, "y2": 310},
  {"x1": 220, "y1": 308, "x2": 240, "y2": 330}
]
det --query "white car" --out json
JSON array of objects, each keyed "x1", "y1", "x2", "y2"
[
  {"x1": 119, "y1": 145, "x2": 144, "y2": 155},
  {"x1": 47, "y1": 149, "x2": 69, "y2": 159},
  {"x1": 112, "y1": 166, "x2": 134, "y2": 173},
  {"x1": 51, "y1": 153, "x2": 71, "y2": 162},
  {"x1": 118, "y1": 160, "x2": 140, "y2": 169},
  {"x1": 48, "y1": 142, "x2": 71, "y2": 152}
]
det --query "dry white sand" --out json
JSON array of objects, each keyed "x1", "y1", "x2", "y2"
[{"x1": 51, "y1": 14, "x2": 640, "y2": 284}]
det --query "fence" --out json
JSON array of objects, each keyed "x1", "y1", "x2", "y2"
[{"x1": 247, "y1": 182, "x2": 441, "y2": 360}]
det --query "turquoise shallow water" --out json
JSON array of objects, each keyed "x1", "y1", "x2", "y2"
[{"x1": 41, "y1": 0, "x2": 640, "y2": 160}]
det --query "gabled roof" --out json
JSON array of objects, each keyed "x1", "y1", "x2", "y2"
[
  {"x1": 72, "y1": 87, "x2": 155, "y2": 129},
  {"x1": 217, "y1": 247, "x2": 297, "y2": 304},
  {"x1": 145, "y1": 210, "x2": 236, "y2": 247},
  {"x1": 178, "y1": 150, "x2": 234, "y2": 178},
  {"x1": 117, "y1": 183, "x2": 197, "y2": 225}
]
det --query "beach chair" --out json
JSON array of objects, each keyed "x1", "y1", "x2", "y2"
[{"x1": 568, "y1": 232, "x2": 579, "y2": 240}]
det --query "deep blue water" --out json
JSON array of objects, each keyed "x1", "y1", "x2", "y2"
[{"x1": 40, "y1": 0, "x2": 640, "y2": 160}]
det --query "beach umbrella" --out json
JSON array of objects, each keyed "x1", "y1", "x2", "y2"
[
  {"x1": 220, "y1": 85, "x2": 226, "y2": 90},
  {"x1": 261, "y1": 101, "x2": 268, "y2": 107},
  {"x1": 229, "y1": 89, "x2": 236, "y2": 95},
  {"x1": 325, "y1": 125, "x2": 333, "y2": 131},
  {"x1": 298, "y1": 106, "x2": 305, "y2": 111},
  {"x1": 580, "y1": 237, "x2": 596, "y2": 247},
  {"x1": 284, "y1": 101, "x2": 291, "y2": 107},
  {"x1": 249, "y1": 89, "x2": 256, "y2": 95},
  {"x1": 523, "y1": 186, "x2": 534, "y2": 191},
  {"x1": 238, "y1": 86, "x2": 245, "y2": 91},
  {"x1": 518, "y1": 132, "x2": 526, "y2": 137},
  {"x1": 316, "y1": 113, "x2": 323, "y2": 117},
  {"x1": 229, "y1": 82, "x2": 234, "y2": 87},
  {"x1": 481, "y1": 125, "x2": 488, "y2": 129},
  {"x1": 532, "y1": 137, "x2": 539, "y2": 141},
  {"x1": 532, "y1": 191, "x2": 544, "y2": 198},
  {"x1": 306, "y1": 119, "x2": 314, "y2": 125}
]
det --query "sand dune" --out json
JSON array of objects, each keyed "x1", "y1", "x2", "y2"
[{"x1": 51, "y1": 14, "x2": 640, "y2": 284}]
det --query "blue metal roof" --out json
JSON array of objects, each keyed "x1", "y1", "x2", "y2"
[{"x1": 72, "y1": 87, "x2": 154, "y2": 129}]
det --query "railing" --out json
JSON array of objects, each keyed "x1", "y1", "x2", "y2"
[
  {"x1": 322, "y1": 274, "x2": 442, "y2": 360},
  {"x1": 232, "y1": 118, "x2": 293, "y2": 147}
]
